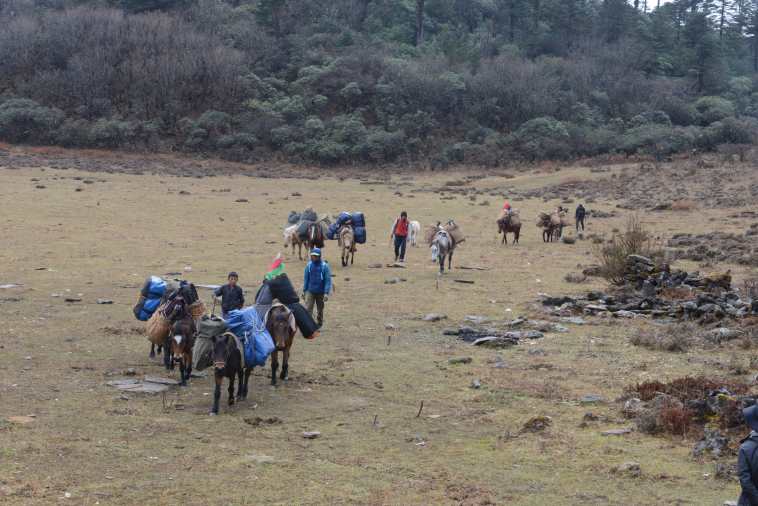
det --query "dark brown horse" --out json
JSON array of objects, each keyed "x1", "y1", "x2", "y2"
[
  {"x1": 168, "y1": 316, "x2": 196, "y2": 386},
  {"x1": 497, "y1": 213, "x2": 521, "y2": 245},
  {"x1": 210, "y1": 332, "x2": 252, "y2": 415},
  {"x1": 266, "y1": 303, "x2": 296, "y2": 386}
]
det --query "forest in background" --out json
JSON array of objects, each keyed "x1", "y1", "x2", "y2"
[{"x1": 2, "y1": 0, "x2": 758, "y2": 166}]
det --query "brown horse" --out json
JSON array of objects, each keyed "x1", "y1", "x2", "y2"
[
  {"x1": 210, "y1": 332, "x2": 252, "y2": 415},
  {"x1": 266, "y1": 303, "x2": 296, "y2": 386},
  {"x1": 339, "y1": 225, "x2": 356, "y2": 267},
  {"x1": 497, "y1": 212, "x2": 521, "y2": 245},
  {"x1": 537, "y1": 212, "x2": 563, "y2": 242},
  {"x1": 169, "y1": 316, "x2": 196, "y2": 386}
]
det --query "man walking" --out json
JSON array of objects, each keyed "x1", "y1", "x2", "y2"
[
  {"x1": 575, "y1": 204, "x2": 586, "y2": 232},
  {"x1": 303, "y1": 248, "x2": 331, "y2": 328},
  {"x1": 214, "y1": 272, "x2": 244, "y2": 319},
  {"x1": 739, "y1": 405, "x2": 758, "y2": 505},
  {"x1": 390, "y1": 211, "x2": 410, "y2": 263}
]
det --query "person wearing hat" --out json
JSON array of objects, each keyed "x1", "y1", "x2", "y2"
[
  {"x1": 214, "y1": 272, "x2": 244, "y2": 319},
  {"x1": 303, "y1": 248, "x2": 331, "y2": 328},
  {"x1": 739, "y1": 405, "x2": 758, "y2": 505}
]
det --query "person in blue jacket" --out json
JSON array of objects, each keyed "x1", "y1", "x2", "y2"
[
  {"x1": 303, "y1": 248, "x2": 331, "y2": 328},
  {"x1": 739, "y1": 405, "x2": 758, "y2": 505}
]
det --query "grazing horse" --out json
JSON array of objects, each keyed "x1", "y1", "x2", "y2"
[
  {"x1": 497, "y1": 212, "x2": 521, "y2": 245},
  {"x1": 210, "y1": 332, "x2": 252, "y2": 415},
  {"x1": 432, "y1": 227, "x2": 455, "y2": 273},
  {"x1": 266, "y1": 303, "x2": 296, "y2": 386},
  {"x1": 339, "y1": 225, "x2": 356, "y2": 267},
  {"x1": 168, "y1": 316, "x2": 196, "y2": 386},
  {"x1": 284, "y1": 224, "x2": 304, "y2": 260}
]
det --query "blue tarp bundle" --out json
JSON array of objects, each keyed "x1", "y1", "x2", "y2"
[
  {"x1": 135, "y1": 276, "x2": 167, "y2": 321},
  {"x1": 225, "y1": 307, "x2": 275, "y2": 367},
  {"x1": 354, "y1": 225, "x2": 367, "y2": 244},
  {"x1": 329, "y1": 211, "x2": 366, "y2": 242}
]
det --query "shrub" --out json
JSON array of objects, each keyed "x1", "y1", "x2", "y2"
[
  {"x1": 55, "y1": 118, "x2": 92, "y2": 147},
  {"x1": 89, "y1": 118, "x2": 133, "y2": 148},
  {"x1": 628, "y1": 110, "x2": 671, "y2": 127},
  {"x1": 357, "y1": 128, "x2": 406, "y2": 162},
  {"x1": 508, "y1": 116, "x2": 571, "y2": 160},
  {"x1": 617, "y1": 124, "x2": 695, "y2": 156},
  {"x1": 594, "y1": 215, "x2": 663, "y2": 285},
  {"x1": 630, "y1": 323, "x2": 696, "y2": 352},
  {"x1": 0, "y1": 98, "x2": 64, "y2": 143},
  {"x1": 694, "y1": 96, "x2": 736, "y2": 125}
]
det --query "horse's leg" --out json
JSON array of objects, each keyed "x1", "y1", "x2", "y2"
[
  {"x1": 448, "y1": 249, "x2": 453, "y2": 270},
  {"x1": 163, "y1": 337, "x2": 172, "y2": 370},
  {"x1": 438, "y1": 253, "x2": 444, "y2": 273},
  {"x1": 281, "y1": 347, "x2": 289, "y2": 381},
  {"x1": 243, "y1": 367, "x2": 252, "y2": 399},
  {"x1": 179, "y1": 355, "x2": 187, "y2": 386},
  {"x1": 515, "y1": 228, "x2": 520, "y2": 245},
  {"x1": 149, "y1": 343, "x2": 156, "y2": 359},
  {"x1": 271, "y1": 350, "x2": 279, "y2": 386},
  {"x1": 236, "y1": 367, "x2": 244, "y2": 401},
  {"x1": 228, "y1": 373, "x2": 236, "y2": 407},
  {"x1": 211, "y1": 374, "x2": 222, "y2": 415},
  {"x1": 351, "y1": 247, "x2": 354, "y2": 265},
  {"x1": 184, "y1": 351, "x2": 192, "y2": 385}
]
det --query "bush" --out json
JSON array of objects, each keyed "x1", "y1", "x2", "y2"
[
  {"x1": 508, "y1": 116, "x2": 571, "y2": 160},
  {"x1": 697, "y1": 117, "x2": 757, "y2": 150},
  {"x1": 628, "y1": 110, "x2": 671, "y2": 128},
  {"x1": 0, "y1": 98, "x2": 64, "y2": 143},
  {"x1": 594, "y1": 215, "x2": 663, "y2": 285},
  {"x1": 694, "y1": 96, "x2": 736, "y2": 125},
  {"x1": 617, "y1": 124, "x2": 695, "y2": 156},
  {"x1": 89, "y1": 118, "x2": 133, "y2": 148},
  {"x1": 630, "y1": 323, "x2": 696, "y2": 352}
]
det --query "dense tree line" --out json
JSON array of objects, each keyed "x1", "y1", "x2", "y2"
[{"x1": 1, "y1": 0, "x2": 758, "y2": 165}]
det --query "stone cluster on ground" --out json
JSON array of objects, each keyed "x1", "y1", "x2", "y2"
[
  {"x1": 542, "y1": 255, "x2": 757, "y2": 323},
  {"x1": 668, "y1": 231, "x2": 758, "y2": 267},
  {"x1": 443, "y1": 317, "x2": 568, "y2": 348}
]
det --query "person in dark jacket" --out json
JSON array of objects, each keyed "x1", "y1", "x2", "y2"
[
  {"x1": 575, "y1": 204, "x2": 586, "y2": 232},
  {"x1": 214, "y1": 272, "x2": 244, "y2": 319},
  {"x1": 739, "y1": 405, "x2": 758, "y2": 505},
  {"x1": 390, "y1": 211, "x2": 410, "y2": 263},
  {"x1": 303, "y1": 248, "x2": 331, "y2": 328}
]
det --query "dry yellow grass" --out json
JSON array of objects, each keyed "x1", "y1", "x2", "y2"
[{"x1": 0, "y1": 151, "x2": 757, "y2": 505}]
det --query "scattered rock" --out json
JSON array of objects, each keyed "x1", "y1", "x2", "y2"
[
  {"x1": 602, "y1": 428, "x2": 632, "y2": 436},
  {"x1": 448, "y1": 357, "x2": 472, "y2": 365},
  {"x1": 564, "y1": 272, "x2": 587, "y2": 283},
  {"x1": 693, "y1": 428, "x2": 729, "y2": 458},
  {"x1": 423, "y1": 313, "x2": 447, "y2": 322},
  {"x1": 384, "y1": 277, "x2": 407, "y2": 284},
  {"x1": 521, "y1": 416, "x2": 552, "y2": 433},
  {"x1": 302, "y1": 431, "x2": 321, "y2": 439},
  {"x1": 470, "y1": 379, "x2": 481, "y2": 389},
  {"x1": 64, "y1": 297, "x2": 82, "y2": 303},
  {"x1": 613, "y1": 461, "x2": 641, "y2": 478},
  {"x1": 580, "y1": 394, "x2": 605, "y2": 405},
  {"x1": 368, "y1": 263, "x2": 383, "y2": 269},
  {"x1": 235, "y1": 198, "x2": 249, "y2": 203},
  {"x1": 96, "y1": 299, "x2": 114, "y2": 304},
  {"x1": 123, "y1": 368, "x2": 136, "y2": 376},
  {"x1": 622, "y1": 398, "x2": 644, "y2": 418}
]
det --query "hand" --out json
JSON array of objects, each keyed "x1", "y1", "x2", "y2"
[{"x1": 324, "y1": 295, "x2": 329, "y2": 302}]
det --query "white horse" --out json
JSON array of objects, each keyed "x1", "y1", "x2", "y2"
[{"x1": 408, "y1": 220, "x2": 421, "y2": 247}]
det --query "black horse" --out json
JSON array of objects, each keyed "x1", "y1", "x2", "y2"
[{"x1": 210, "y1": 332, "x2": 253, "y2": 415}]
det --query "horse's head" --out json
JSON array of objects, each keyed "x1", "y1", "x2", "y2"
[
  {"x1": 267, "y1": 304, "x2": 293, "y2": 351},
  {"x1": 171, "y1": 317, "x2": 195, "y2": 351},
  {"x1": 212, "y1": 333, "x2": 235, "y2": 370}
]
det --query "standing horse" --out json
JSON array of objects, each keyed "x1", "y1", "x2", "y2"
[
  {"x1": 537, "y1": 212, "x2": 562, "y2": 242},
  {"x1": 408, "y1": 220, "x2": 421, "y2": 247},
  {"x1": 168, "y1": 316, "x2": 196, "y2": 386},
  {"x1": 210, "y1": 332, "x2": 252, "y2": 415},
  {"x1": 284, "y1": 224, "x2": 304, "y2": 260},
  {"x1": 266, "y1": 303, "x2": 296, "y2": 386},
  {"x1": 497, "y1": 212, "x2": 521, "y2": 245},
  {"x1": 339, "y1": 225, "x2": 356, "y2": 267},
  {"x1": 432, "y1": 228, "x2": 455, "y2": 273}
]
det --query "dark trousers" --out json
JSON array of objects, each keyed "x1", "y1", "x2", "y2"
[
  {"x1": 305, "y1": 292, "x2": 325, "y2": 326},
  {"x1": 394, "y1": 235, "x2": 407, "y2": 261},
  {"x1": 576, "y1": 217, "x2": 585, "y2": 231}
]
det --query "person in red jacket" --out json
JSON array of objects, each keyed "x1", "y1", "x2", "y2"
[{"x1": 390, "y1": 211, "x2": 410, "y2": 263}]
